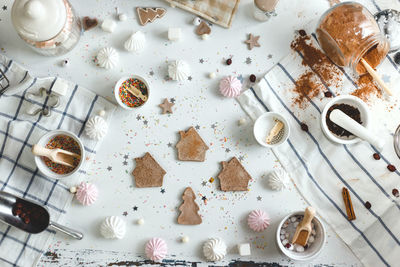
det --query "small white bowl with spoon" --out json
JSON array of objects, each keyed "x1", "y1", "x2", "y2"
[
  {"x1": 253, "y1": 112, "x2": 290, "y2": 148},
  {"x1": 32, "y1": 130, "x2": 85, "y2": 179}
]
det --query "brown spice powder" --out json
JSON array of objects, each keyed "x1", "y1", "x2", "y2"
[{"x1": 352, "y1": 74, "x2": 382, "y2": 101}]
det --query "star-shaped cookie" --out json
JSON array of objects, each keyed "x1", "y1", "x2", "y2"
[
  {"x1": 159, "y1": 98, "x2": 174, "y2": 114},
  {"x1": 245, "y1": 34, "x2": 260, "y2": 50}
]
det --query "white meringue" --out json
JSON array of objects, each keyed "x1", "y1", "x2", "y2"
[
  {"x1": 267, "y1": 168, "x2": 290, "y2": 191},
  {"x1": 97, "y1": 47, "x2": 119, "y2": 69},
  {"x1": 168, "y1": 60, "x2": 191, "y2": 81},
  {"x1": 124, "y1": 31, "x2": 146, "y2": 53},
  {"x1": 85, "y1": 115, "x2": 108, "y2": 141},
  {"x1": 203, "y1": 238, "x2": 227, "y2": 261},
  {"x1": 100, "y1": 216, "x2": 126, "y2": 239}
]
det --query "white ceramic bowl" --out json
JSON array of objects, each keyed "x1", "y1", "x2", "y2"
[
  {"x1": 321, "y1": 95, "x2": 370, "y2": 145},
  {"x1": 276, "y1": 211, "x2": 326, "y2": 261},
  {"x1": 34, "y1": 130, "x2": 85, "y2": 180},
  {"x1": 253, "y1": 112, "x2": 290, "y2": 148},
  {"x1": 114, "y1": 75, "x2": 150, "y2": 110}
]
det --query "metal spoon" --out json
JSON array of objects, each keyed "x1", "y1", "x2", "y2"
[{"x1": 0, "y1": 191, "x2": 83, "y2": 239}]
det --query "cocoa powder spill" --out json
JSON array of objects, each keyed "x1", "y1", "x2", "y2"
[{"x1": 289, "y1": 30, "x2": 381, "y2": 107}]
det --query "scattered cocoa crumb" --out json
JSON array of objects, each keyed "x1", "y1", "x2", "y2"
[
  {"x1": 392, "y1": 188, "x2": 399, "y2": 198},
  {"x1": 364, "y1": 201, "x2": 371, "y2": 209},
  {"x1": 290, "y1": 33, "x2": 342, "y2": 107},
  {"x1": 300, "y1": 123, "x2": 309, "y2": 132},
  {"x1": 324, "y1": 91, "x2": 333, "y2": 98},
  {"x1": 373, "y1": 153, "x2": 380, "y2": 160},
  {"x1": 387, "y1": 164, "x2": 396, "y2": 172}
]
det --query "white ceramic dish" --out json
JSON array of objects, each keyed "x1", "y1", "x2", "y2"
[
  {"x1": 276, "y1": 210, "x2": 326, "y2": 261},
  {"x1": 114, "y1": 75, "x2": 150, "y2": 110},
  {"x1": 253, "y1": 112, "x2": 290, "y2": 148},
  {"x1": 321, "y1": 95, "x2": 370, "y2": 145},
  {"x1": 33, "y1": 130, "x2": 85, "y2": 180}
]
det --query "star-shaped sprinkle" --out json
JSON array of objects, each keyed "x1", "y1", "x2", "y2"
[
  {"x1": 122, "y1": 161, "x2": 128, "y2": 166},
  {"x1": 122, "y1": 211, "x2": 128, "y2": 216},
  {"x1": 2, "y1": 5, "x2": 7, "y2": 11},
  {"x1": 167, "y1": 142, "x2": 172, "y2": 147},
  {"x1": 188, "y1": 76, "x2": 193, "y2": 81},
  {"x1": 195, "y1": 125, "x2": 200, "y2": 130},
  {"x1": 133, "y1": 206, "x2": 138, "y2": 211},
  {"x1": 143, "y1": 120, "x2": 148, "y2": 125},
  {"x1": 199, "y1": 59, "x2": 204, "y2": 64},
  {"x1": 245, "y1": 57, "x2": 252, "y2": 64},
  {"x1": 267, "y1": 54, "x2": 273, "y2": 59},
  {"x1": 211, "y1": 123, "x2": 216, "y2": 129},
  {"x1": 149, "y1": 71, "x2": 154, "y2": 76},
  {"x1": 202, "y1": 196, "x2": 207, "y2": 201},
  {"x1": 136, "y1": 115, "x2": 141, "y2": 121},
  {"x1": 107, "y1": 166, "x2": 112, "y2": 171},
  {"x1": 159, "y1": 98, "x2": 174, "y2": 114},
  {"x1": 201, "y1": 181, "x2": 207, "y2": 186},
  {"x1": 382, "y1": 74, "x2": 391, "y2": 83},
  {"x1": 238, "y1": 156, "x2": 244, "y2": 161},
  {"x1": 225, "y1": 148, "x2": 231, "y2": 153},
  {"x1": 123, "y1": 154, "x2": 129, "y2": 160},
  {"x1": 160, "y1": 188, "x2": 166, "y2": 194},
  {"x1": 257, "y1": 196, "x2": 262, "y2": 201},
  {"x1": 245, "y1": 34, "x2": 260, "y2": 50},
  {"x1": 170, "y1": 98, "x2": 176, "y2": 103}
]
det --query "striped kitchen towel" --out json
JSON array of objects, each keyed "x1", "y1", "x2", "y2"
[
  {"x1": 0, "y1": 54, "x2": 116, "y2": 267},
  {"x1": 237, "y1": 1, "x2": 400, "y2": 266}
]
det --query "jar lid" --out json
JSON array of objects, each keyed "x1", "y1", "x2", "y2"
[
  {"x1": 254, "y1": 0, "x2": 279, "y2": 12},
  {"x1": 11, "y1": 0, "x2": 67, "y2": 42}
]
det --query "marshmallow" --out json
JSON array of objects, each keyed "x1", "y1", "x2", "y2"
[
  {"x1": 101, "y1": 19, "x2": 117, "y2": 33},
  {"x1": 168, "y1": 28, "x2": 182, "y2": 41},
  {"x1": 237, "y1": 243, "x2": 251, "y2": 256},
  {"x1": 193, "y1": 17, "x2": 201, "y2": 26},
  {"x1": 137, "y1": 218, "x2": 145, "y2": 225},
  {"x1": 181, "y1": 236, "x2": 189, "y2": 243},
  {"x1": 52, "y1": 79, "x2": 68, "y2": 96},
  {"x1": 118, "y1": 13, "x2": 127, "y2": 21}
]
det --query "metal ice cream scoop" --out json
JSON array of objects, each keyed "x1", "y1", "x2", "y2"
[{"x1": 0, "y1": 191, "x2": 83, "y2": 239}]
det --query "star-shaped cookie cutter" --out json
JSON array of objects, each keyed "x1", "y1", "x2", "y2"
[{"x1": 26, "y1": 87, "x2": 60, "y2": 117}]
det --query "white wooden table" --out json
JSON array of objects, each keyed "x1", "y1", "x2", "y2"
[{"x1": 0, "y1": 0, "x2": 363, "y2": 266}]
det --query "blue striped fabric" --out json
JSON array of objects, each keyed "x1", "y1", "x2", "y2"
[{"x1": 0, "y1": 55, "x2": 116, "y2": 266}]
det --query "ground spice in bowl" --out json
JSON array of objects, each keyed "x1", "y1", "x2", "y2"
[
  {"x1": 118, "y1": 77, "x2": 148, "y2": 108},
  {"x1": 42, "y1": 135, "x2": 81, "y2": 174},
  {"x1": 326, "y1": 104, "x2": 362, "y2": 137}
]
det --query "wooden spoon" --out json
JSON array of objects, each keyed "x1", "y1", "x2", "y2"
[
  {"x1": 360, "y1": 58, "x2": 392, "y2": 96},
  {"x1": 291, "y1": 206, "x2": 316, "y2": 246},
  {"x1": 125, "y1": 84, "x2": 148, "y2": 101},
  {"x1": 32, "y1": 144, "x2": 80, "y2": 168}
]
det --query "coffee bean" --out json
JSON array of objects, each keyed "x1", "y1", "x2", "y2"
[
  {"x1": 249, "y1": 74, "x2": 256, "y2": 83},
  {"x1": 226, "y1": 58, "x2": 232, "y2": 65},
  {"x1": 299, "y1": 30, "x2": 307, "y2": 36},
  {"x1": 300, "y1": 123, "x2": 309, "y2": 132},
  {"x1": 364, "y1": 201, "x2": 371, "y2": 209},
  {"x1": 387, "y1": 164, "x2": 396, "y2": 172},
  {"x1": 394, "y1": 52, "x2": 400, "y2": 65},
  {"x1": 373, "y1": 153, "x2": 380, "y2": 160},
  {"x1": 393, "y1": 188, "x2": 399, "y2": 198}
]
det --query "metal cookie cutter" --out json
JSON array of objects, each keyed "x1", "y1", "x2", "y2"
[{"x1": 26, "y1": 87, "x2": 60, "y2": 117}]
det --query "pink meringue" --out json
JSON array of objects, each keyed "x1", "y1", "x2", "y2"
[
  {"x1": 76, "y1": 182, "x2": 98, "y2": 206},
  {"x1": 145, "y1": 238, "x2": 168, "y2": 262},
  {"x1": 219, "y1": 76, "x2": 242, "y2": 98},
  {"x1": 247, "y1": 209, "x2": 270, "y2": 232}
]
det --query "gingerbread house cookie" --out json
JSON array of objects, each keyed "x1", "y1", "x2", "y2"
[
  {"x1": 132, "y1": 152, "x2": 166, "y2": 187},
  {"x1": 176, "y1": 127, "x2": 209, "y2": 162},
  {"x1": 217, "y1": 157, "x2": 251, "y2": 191}
]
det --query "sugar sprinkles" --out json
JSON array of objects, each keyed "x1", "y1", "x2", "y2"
[
  {"x1": 42, "y1": 135, "x2": 81, "y2": 174},
  {"x1": 118, "y1": 78, "x2": 148, "y2": 108}
]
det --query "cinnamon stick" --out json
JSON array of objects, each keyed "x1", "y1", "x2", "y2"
[{"x1": 342, "y1": 187, "x2": 356, "y2": 221}]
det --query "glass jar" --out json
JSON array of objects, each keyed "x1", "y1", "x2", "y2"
[
  {"x1": 316, "y1": 2, "x2": 389, "y2": 75},
  {"x1": 11, "y1": 0, "x2": 82, "y2": 56},
  {"x1": 253, "y1": 0, "x2": 280, "y2": 22}
]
